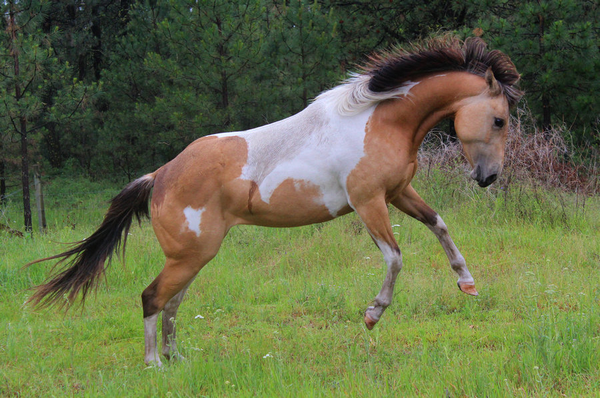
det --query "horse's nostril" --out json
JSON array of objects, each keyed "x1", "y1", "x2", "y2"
[{"x1": 478, "y1": 173, "x2": 498, "y2": 187}]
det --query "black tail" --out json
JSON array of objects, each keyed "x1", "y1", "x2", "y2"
[{"x1": 26, "y1": 174, "x2": 156, "y2": 309}]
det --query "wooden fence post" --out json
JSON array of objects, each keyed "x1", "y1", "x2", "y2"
[{"x1": 33, "y1": 164, "x2": 47, "y2": 233}]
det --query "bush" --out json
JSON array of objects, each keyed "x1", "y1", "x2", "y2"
[
  {"x1": 417, "y1": 107, "x2": 599, "y2": 227},
  {"x1": 420, "y1": 107, "x2": 599, "y2": 196}
]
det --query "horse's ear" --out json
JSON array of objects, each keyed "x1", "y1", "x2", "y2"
[{"x1": 484, "y1": 67, "x2": 501, "y2": 96}]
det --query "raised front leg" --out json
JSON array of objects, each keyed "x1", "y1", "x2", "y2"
[
  {"x1": 353, "y1": 197, "x2": 403, "y2": 330},
  {"x1": 391, "y1": 185, "x2": 477, "y2": 295}
]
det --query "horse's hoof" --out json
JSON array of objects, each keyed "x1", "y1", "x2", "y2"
[
  {"x1": 364, "y1": 312, "x2": 378, "y2": 330},
  {"x1": 457, "y1": 282, "x2": 478, "y2": 296},
  {"x1": 144, "y1": 359, "x2": 163, "y2": 368},
  {"x1": 167, "y1": 352, "x2": 186, "y2": 362}
]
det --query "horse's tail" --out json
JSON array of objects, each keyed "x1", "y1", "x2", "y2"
[{"x1": 26, "y1": 173, "x2": 156, "y2": 309}]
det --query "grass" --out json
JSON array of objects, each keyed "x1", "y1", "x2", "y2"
[{"x1": 1, "y1": 172, "x2": 599, "y2": 397}]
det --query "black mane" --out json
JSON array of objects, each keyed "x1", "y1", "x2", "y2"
[{"x1": 364, "y1": 35, "x2": 523, "y2": 107}]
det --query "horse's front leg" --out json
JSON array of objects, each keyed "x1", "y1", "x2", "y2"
[
  {"x1": 391, "y1": 184, "x2": 478, "y2": 296},
  {"x1": 353, "y1": 197, "x2": 404, "y2": 330}
]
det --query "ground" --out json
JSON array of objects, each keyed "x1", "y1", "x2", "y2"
[{"x1": 1, "y1": 172, "x2": 598, "y2": 397}]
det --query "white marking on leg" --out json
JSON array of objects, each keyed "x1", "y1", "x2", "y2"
[
  {"x1": 375, "y1": 239, "x2": 402, "y2": 269},
  {"x1": 144, "y1": 313, "x2": 162, "y2": 366},
  {"x1": 162, "y1": 278, "x2": 195, "y2": 359},
  {"x1": 183, "y1": 206, "x2": 204, "y2": 237},
  {"x1": 365, "y1": 238, "x2": 403, "y2": 325},
  {"x1": 427, "y1": 215, "x2": 474, "y2": 284},
  {"x1": 373, "y1": 238, "x2": 403, "y2": 306}
]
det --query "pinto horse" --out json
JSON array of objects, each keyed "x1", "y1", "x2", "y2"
[{"x1": 28, "y1": 36, "x2": 522, "y2": 366}]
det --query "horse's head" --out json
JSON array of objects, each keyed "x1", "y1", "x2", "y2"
[{"x1": 453, "y1": 68, "x2": 510, "y2": 188}]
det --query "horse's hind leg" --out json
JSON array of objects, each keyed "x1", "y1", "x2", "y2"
[
  {"x1": 161, "y1": 277, "x2": 195, "y2": 360},
  {"x1": 143, "y1": 255, "x2": 218, "y2": 366},
  {"x1": 142, "y1": 221, "x2": 226, "y2": 366},
  {"x1": 391, "y1": 185, "x2": 477, "y2": 295}
]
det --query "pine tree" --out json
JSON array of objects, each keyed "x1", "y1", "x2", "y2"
[
  {"x1": 37, "y1": 0, "x2": 133, "y2": 169},
  {"x1": 1, "y1": 1, "x2": 48, "y2": 232},
  {"x1": 471, "y1": 0, "x2": 600, "y2": 142},
  {"x1": 0, "y1": 1, "x2": 88, "y2": 231},
  {"x1": 96, "y1": 0, "x2": 268, "y2": 178},
  {"x1": 266, "y1": 0, "x2": 341, "y2": 111}
]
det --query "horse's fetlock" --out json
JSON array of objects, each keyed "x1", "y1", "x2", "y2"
[{"x1": 376, "y1": 298, "x2": 392, "y2": 308}]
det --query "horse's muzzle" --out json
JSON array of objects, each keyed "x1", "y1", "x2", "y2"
[{"x1": 470, "y1": 165, "x2": 498, "y2": 188}]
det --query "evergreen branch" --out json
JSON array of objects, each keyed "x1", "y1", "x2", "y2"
[
  {"x1": 20, "y1": 67, "x2": 37, "y2": 98},
  {"x1": 65, "y1": 87, "x2": 88, "y2": 119},
  {"x1": 4, "y1": 101, "x2": 21, "y2": 136}
]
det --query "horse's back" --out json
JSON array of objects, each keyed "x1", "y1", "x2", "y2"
[{"x1": 149, "y1": 100, "x2": 388, "y2": 243}]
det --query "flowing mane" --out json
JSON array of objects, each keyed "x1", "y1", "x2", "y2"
[{"x1": 317, "y1": 35, "x2": 522, "y2": 115}]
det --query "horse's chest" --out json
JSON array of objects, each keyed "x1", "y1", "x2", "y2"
[{"x1": 250, "y1": 147, "x2": 355, "y2": 214}]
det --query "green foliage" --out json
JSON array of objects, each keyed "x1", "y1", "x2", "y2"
[
  {"x1": 0, "y1": 0, "x2": 598, "y2": 180},
  {"x1": 95, "y1": 0, "x2": 270, "y2": 176},
  {"x1": 0, "y1": 0, "x2": 93, "y2": 232},
  {"x1": 265, "y1": 0, "x2": 342, "y2": 110},
  {"x1": 468, "y1": 0, "x2": 600, "y2": 144},
  {"x1": 0, "y1": 1, "x2": 52, "y2": 158}
]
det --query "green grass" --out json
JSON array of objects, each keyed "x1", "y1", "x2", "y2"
[{"x1": 1, "y1": 173, "x2": 599, "y2": 397}]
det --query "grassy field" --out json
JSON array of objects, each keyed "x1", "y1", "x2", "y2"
[{"x1": 1, "y1": 172, "x2": 599, "y2": 397}]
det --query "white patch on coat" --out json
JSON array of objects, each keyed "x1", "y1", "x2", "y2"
[
  {"x1": 183, "y1": 206, "x2": 204, "y2": 237},
  {"x1": 214, "y1": 99, "x2": 375, "y2": 217},
  {"x1": 211, "y1": 75, "x2": 419, "y2": 218}
]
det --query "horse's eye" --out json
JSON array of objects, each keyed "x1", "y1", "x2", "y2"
[{"x1": 494, "y1": 117, "x2": 505, "y2": 128}]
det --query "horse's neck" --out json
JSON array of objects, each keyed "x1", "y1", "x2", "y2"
[{"x1": 373, "y1": 72, "x2": 488, "y2": 152}]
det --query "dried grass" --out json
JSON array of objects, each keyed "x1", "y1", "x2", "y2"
[{"x1": 418, "y1": 107, "x2": 599, "y2": 196}]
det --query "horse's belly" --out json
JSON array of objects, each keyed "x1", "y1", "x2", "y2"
[{"x1": 226, "y1": 176, "x2": 352, "y2": 227}]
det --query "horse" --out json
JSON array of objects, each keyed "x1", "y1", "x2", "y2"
[{"x1": 28, "y1": 36, "x2": 522, "y2": 366}]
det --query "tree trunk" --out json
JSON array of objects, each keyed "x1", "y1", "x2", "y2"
[
  {"x1": 20, "y1": 118, "x2": 32, "y2": 232},
  {"x1": 44, "y1": 121, "x2": 62, "y2": 168},
  {"x1": 10, "y1": 2, "x2": 33, "y2": 233},
  {"x1": 216, "y1": 17, "x2": 231, "y2": 127},
  {"x1": 538, "y1": 12, "x2": 552, "y2": 133},
  {"x1": 300, "y1": 17, "x2": 308, "y2": 109},
  {"x1": 41, "y1": 10, "x2": 63, "y2": 168},
  {"x1": 0, "y1": 133, "x2": 5, "y2": 205},
  {"x1": 0, "y1": 156, "x2": 6, "y2": 206},
  {"x1": 91, "y1": 4, "x2": 103, "y2": 81}
]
